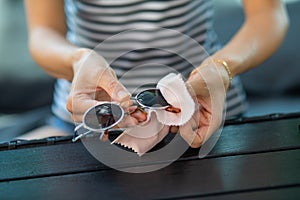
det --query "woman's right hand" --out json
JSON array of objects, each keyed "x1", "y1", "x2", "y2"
[{"x1": 66, "y1": 48, "x2": 140, "y2": 123}]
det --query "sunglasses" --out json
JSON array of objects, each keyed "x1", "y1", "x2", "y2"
[
  {"x1": 73, "y1": 89, "x2": 181, "y2": 142},
  {"x1": 133, "y1": 89, "x2": 181, "y2": 113}
]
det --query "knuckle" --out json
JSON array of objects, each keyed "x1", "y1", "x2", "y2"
[
  {"x1": 190, "y1": 134, "x2": 204, "y2": 148},
  {"x1": 66, "y1": 97, "x2": 73, "y2": 113},
  {"x1": 190, "y1": 140, "x2": 202, "y2": 148},
  {"x1": 99, "y1": 68, "x2": 118, "y2": 85},
  {"x1": 109, "y1": 79, "x2": 118, "y2": 89},
  {"x1": 107, "y1": 79, "x2": 120, "y2": 93},
  {"x1": 190, "y1": 144, "x2": 200, "y2": 149}
]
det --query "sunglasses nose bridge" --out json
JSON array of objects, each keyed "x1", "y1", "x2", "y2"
[
  {"x1": 130, "y1": 96, "x2": 142, "y2": 107},
  {"x1": 130, "y1": 97, "x2": 137, "y2": 102}
]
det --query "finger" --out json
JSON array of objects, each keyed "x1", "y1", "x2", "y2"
[
  {"x1": 196, "y1": 110, "x2": 223, "y2": 144},
  {"x1": 194, "y1": 95, "x2": 224, "y2": 146},
  {"x1": 100, "y1": 132, "x2": 109, "y2": 142},
  {"x1": 170, "y1": 126, "x2": 179, "y2": 134},
  {"x1": 94, "y1": 89, "x2": 112, "y2": 101},
  {"x1": 186, "y1": 70, "x2": 208, "y2": 98},
  {"x1": 98, "y1": 67, "x2": 131, "y2": 102},
  {"x1": 120, "y1": 100, "x2": 133, "y2": 110},
  {"x1": 66, "y1": 93, "x2": 100, "y2": 123},
  {"x1": 178, "y1": 110, "x2": 202, "y2": 147},
  {"x1": 129, "y1": 106, "x2": 148, "y2": 122},
  {"x1": 179, "y1": 122, "x2": 203, "y2": 148}
]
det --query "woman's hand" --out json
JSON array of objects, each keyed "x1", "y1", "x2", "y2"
[
  {"x1": 179, "y1": 60, "x2": 230, "y2": 148},
  {"x1": 66, "y1": 48, "x2": 146, "y2": 124}
]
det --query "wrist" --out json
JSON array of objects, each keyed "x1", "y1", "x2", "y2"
[{"x1": 212, "y1": 59, "x2": 232, "y2": 89}]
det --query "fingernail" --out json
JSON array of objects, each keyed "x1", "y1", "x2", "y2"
[{"x1": 118, "y1": 90, "x2": 130, "y2": 100}]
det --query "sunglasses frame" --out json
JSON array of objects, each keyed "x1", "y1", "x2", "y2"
[
  {"x1": 134, "y1": 88, "x2": 181, "y2": 113},
  {"x1": 73, "y1": 102, "x2": 125, "y2": 142},
  {"x1": 72, "y1": 89, "x2": 180, "y2": 142},
  {"x1": 133, "y1": 88, "x2": 170, "y2": 110}
]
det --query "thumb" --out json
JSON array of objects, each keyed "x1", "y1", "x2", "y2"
[
  {"x1": 98, "y1": 68, "x2": 131, "y2": 102},
  {"x1": 186, "y1": 75, "x2": 209, "y2": 98}
]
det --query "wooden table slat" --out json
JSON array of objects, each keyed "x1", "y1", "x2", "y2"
[
  {"x1": 0, "y1": 117, "x2": 300, "y2": 181},
  {"x1": 0, "y1": 149, "x2": 299, "y2": 200}
]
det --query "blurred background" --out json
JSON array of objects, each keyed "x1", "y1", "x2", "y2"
[
  {"x1": 0, "y1": 0, "x2": 54, "y2": 112},
  {"x1": 0, "y1": 0, "x2": 299, "y2": 142}
]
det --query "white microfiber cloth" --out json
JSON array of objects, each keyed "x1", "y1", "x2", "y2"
[{"x1": 155, "y1": 73, "x2": 195, "y2": 126}]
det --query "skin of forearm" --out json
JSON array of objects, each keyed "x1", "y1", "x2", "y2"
[
  {"x1": 211, "y1": 6, "x2": 289, "y2": 77},
  {"x1": 29, "y1": 26, "x2": 81, "y2": 81}
]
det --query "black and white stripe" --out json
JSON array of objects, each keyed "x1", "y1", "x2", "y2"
[{"x1": 52, "y1": 0, "x2": 247, "y2": 123}]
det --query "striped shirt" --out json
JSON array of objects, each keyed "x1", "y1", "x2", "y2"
[{"x1": 52, "y1": 0, "x2": 248, "y2": 123}]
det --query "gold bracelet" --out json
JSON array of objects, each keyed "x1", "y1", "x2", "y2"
[{"x1": 213, "y1": 59, "x2": 233, "y2": 86}]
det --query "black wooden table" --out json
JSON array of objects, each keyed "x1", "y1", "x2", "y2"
[{"x1": 1, "y1": 113, "x2": 300, "y2": 200}]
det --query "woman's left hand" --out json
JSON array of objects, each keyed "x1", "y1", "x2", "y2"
[{"x1": 176, "y1": 60, "x2": 230, "y2": 148}]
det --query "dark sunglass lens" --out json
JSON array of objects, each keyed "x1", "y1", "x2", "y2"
[
  {"x1": 137, "y1": 89, "x2": 169, "y2": 107},
  {"x1": 85, "y1": 103, "x2": 122, "y2": 130}
]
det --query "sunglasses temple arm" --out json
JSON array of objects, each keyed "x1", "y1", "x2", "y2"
[
  {"x1": 72, "y1": 130, "x2": 93, "y2": 142},
  {"x1": 74, "y1": 123, "x2": 83, "y2": 132},
  {"x1": 73, "y1": 123, "x2": 92, "y2": 142}
]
